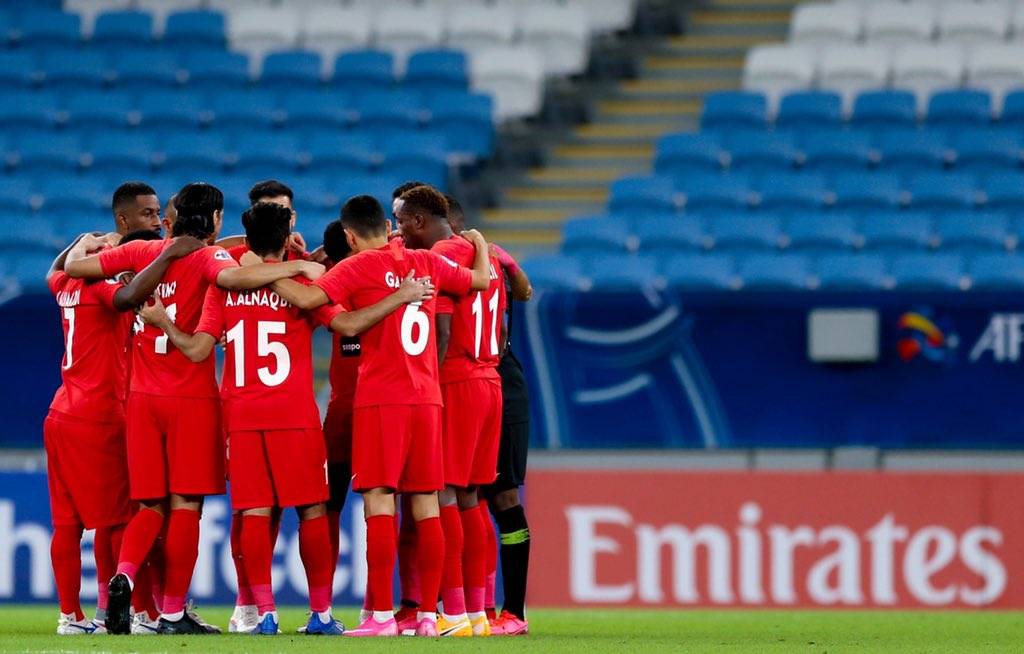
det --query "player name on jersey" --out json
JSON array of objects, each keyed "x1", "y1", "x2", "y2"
[{"x1": 223, "y1": 289, "x2": 292, "y2": 310}]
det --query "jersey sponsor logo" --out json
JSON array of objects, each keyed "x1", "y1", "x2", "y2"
[
  {"x1": 225, "y1": 289, "x2": 291, "y2": 310},
  {"x1": 340, "y1": 336, "x2": 361, "y2": 357},
  {"x1": 213, "y1": 249, "x2": 232, "y2": 261},
  {"x1": 55, "y1": 289, "x2": 81, "y2": 308}
]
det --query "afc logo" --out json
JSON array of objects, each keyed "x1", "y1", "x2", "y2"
[{"x1": 970, "y1": 313, "x2": 1024, "y2": 363}]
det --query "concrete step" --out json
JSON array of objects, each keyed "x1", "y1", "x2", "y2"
[
  {"x1": 552, "y1": 143, "x2": 655, "y2": 163},
  {"x1": 526, "y1": 165, "x2": 638, "y2": 186},
  {"x1": 569, "y1": 122, "x2": 694, "y2": 145},
  {"x1": 619, "y1": 77, "x2": 738, "y2": 100},
  {"x1": 711, "y1": 0, "x2": 799, "y2": 11},
  {"x1": 643, "y1": 55, "x2": 745, "y2": 73},
  {"x1": 478, "y1": 227, "x2": 562, "y2": 250},
  {"x1": 597, "y1": 98, "x2": 701, "y2": 118},
  {"x1": 659, "y1": 34, "x2": 774, "y2": 57},
  {"x1": 503, "y1": 186, "x2": 608, "y2": 204}
]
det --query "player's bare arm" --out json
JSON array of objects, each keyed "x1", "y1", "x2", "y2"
[
  {"x1": 47, "y1": 233, "x2": 99, "y2": 282},
  {"x1": 490, "y1": 243, "x2": 533, "y2": 302},
  {"x1": 215, "y1": 231, "x2": 308, "y2": 255},
  {"x1": 215, "y1": 259, "x2": 324, "y2": 291},
  {"x1": 137, "y1": 295, "x2": 216, "y2": 362},
  {"x1": 461, "y1": 229, "x2": 492, "y2": 291},
  {"x1": 62, "y1": 234, "x2": 118, "y2": 279},
  {"x1": 236, "y1": 250, "x2": 331, "y2": 309},
  {"x1": 111, "y1": 236, "x2": 206, "y2": 312},
  {"x1": 329, "y1": 272, "x2": 435, "y2": 337}
]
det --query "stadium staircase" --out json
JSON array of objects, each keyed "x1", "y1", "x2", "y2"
[{"x1": 484, "y1": 0, "x2": 796, "y2": 256}]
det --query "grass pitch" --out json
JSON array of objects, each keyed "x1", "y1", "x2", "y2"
[{"x1": 0, "y1": 606, "x2": 1021, "y2": 653}]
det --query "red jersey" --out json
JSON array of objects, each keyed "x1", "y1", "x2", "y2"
[
  {"x1": 227, "y1": 244, "x2": 310, "y2": 263},
  {"x1": 328, "y1": 335, "x2": 360, "y2": 409},
  {"x1": 196, "y1": 276, "x2": 342, "y2": 432},
  {"x1": 314, "y1": 239, "x2": 474, "y2": 408},
  {"x1": 47, "y1": 272, "x2": 131, "y2": 424},
  {"x1": 97, "y1": 240, "x2": 238, "y2": 398},
  {"x1": 433, "y1": 237, "x2": 506, "y2": 384}
]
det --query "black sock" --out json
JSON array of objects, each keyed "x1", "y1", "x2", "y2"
[{"x1": 494, "y1": 504, "x2": 530, "y2": 619}]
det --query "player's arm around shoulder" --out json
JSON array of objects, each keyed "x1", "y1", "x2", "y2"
[
  {"x1": 327, "y1": 271, "x2": 435, "y2": 337},
  {"x1": 137, "y1": 294, "x2": 216, "y2": 362},
  {"x1": 216, "y1": 249, "x2": 324, "y2": 292},
  {"x1": 491, "y1": 242, "x2": 533, "y2": 302},
  {"x1": 462, "y1": 229, "x2": 492, "y2": 291},
  {"x1": 112, "y1": 236, "x2": 205, "y2": 312},
  {"x1": 63, "y1": 233, "x2": 124, "y2": 279}
]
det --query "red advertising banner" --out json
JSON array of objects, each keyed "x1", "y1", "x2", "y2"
[{"x1": 526, "y1": 470, "x2": 1024, "y2": 609}]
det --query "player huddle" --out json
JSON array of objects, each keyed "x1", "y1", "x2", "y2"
[{"x1": 42, "y1": 178, "x2": 534, "y2": 638}]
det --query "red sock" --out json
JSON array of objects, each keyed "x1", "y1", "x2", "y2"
[
  {"x1": 230, "y1": 512, "x2": 255, "y2": 606},
  {"x1": 241, "y1": 514, "x2": 274, "y2": 614},
  {"x1": 161, "y1": 509, "x2": 200, "y2": 616},
  {"x1": 51, "y1": 525, "x2": 84, "y2": 620},
  {"x1": 93, "y1": 524, "x2": 122, "y2": 611},
  {"x1": 299, "y1": 515, "x2": 334, "y2": 613},
  {"x1": 149, "y1": 527, "x2": 166, "y2": 613},
  {"x1": 132, "y1": 561, "x2": 158, "y2": 618},
  {"x1": 327, "y1": 510, "x2": 341, "y2": 592},
  {"x1": 365, "y1": 514, "x2": 396, "y2": 612},
  {"x1": 461, "y1": 504, "x2": 487, "y2": 614},
  {"x1": 481, "y1": 501, "x2": 498, "y2": 611},
  {"x1": 415, "y1": 516, "x2": 444, "y2": 617},
  {"x1": 115, "y1": 507, "x2": 164, "y2": 581},
  {"x1": 439, "y1": 505, "x2": 466, "y2": 615},
  {"x1": 398, "y1": 505, "x2": 420, "y2": 607}
]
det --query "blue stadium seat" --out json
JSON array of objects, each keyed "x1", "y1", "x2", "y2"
[
  {"x1": 0, "y1": 219, "x2": 60, "y2": 251},
  {"x1": 725, "y1": 130, "x2": 800, "y2": 173},
  {"x1": 305, "y1": 133, "x2": 378, "y2": 176},
  {"x1": 13, "y1": 131, "x2": 83, "y2": 172},
  {"x1": 786, "y1": 213, "x2": 860, "y2": 251},
  {"x1": 182, "y1": 51, "x2": 250, "y2": 92},
  {"x1": 355, "y1": 91, "x2": 424, "y2": 134},
  {"x1": 678, "y1": 173, "x2": 752, "y2": 212},
  {"x1": 38, "y1": 177, "x2": 109, "y2": 214},
  {"x1": 57, "y1": 213, "x2": 108, "y2": 242},
  {"x1": 288, "y1": 176, "x2": 332, "y2": 214},
  {"x1": 801, "y1": 129, "x2": 876, "y2": 173},
  {"x1": 66, "y1": 90, "x2": 136, "y2": 129},
  {"x1": 158, "y1": 131, "x2": 229, "y2": 178},
  {"x1": 662, "y1": 254, "x2": 736, "y2": 290},
  {"x1": 757, "y1": 173, "x2": 829, "y2": 211},
  {"x1": 851, "y1": 90, "x2": 917, "y2": 130},
  {"x1": 608, "y1": 175, "x2": 677, "y2": 214},
  {"x1": 969, "y1": 254, "x2": 1024, "y2": 290},
  {"x1": 522, "y1": 254, "x2": 587, "y2": 290},
  {"x1": 890, "y1": 253, "x2": 965, "y2": 290},
  {"x1": 111, "y1": 49, "x2": 181, "y2": 91},
  {"x1": 41, "y1": 49, "x2": 109, "y2": 90},
  {"x1": 232, "y1": 132, "x2": 304, "y2": 177},
  {"x1": 329, "y1": 176, "x2": 398, "y2": 215},
  {"x1": 333, "y1": 50, "x2": 395, "y2": 94},
  {"x1": 738, "y1": 254, "x2": 811, "y2": 290},
  {"x1": 0, "y1": 91, "x2": 60, "y2": 128},
  {"x1": 0, "y1": 52, "x2": 39, "y2": 87},
  {"x1": 261, "y1": 50, "x2": 323, "y2": 90},
  {"x1": 935, "y1": 212, "x2": 1011, "y2": 251},
  {"x1": 210, "y1": 90, "x2": 280, "y2": 129},
  {"x1": 984, "y1": 173, "x2": 1024, "y2": 211},
  {"x1": 952, "y1": 128, "x2": 1022, "y2": 174},
  {"x1": 907, "y1": 172, "x2": 979, "y2": 210},
  {"x1": 381, "y1": 132, "x2": 449, "y2": 189},
  {"x1": 877, "y1": 129, "x2": 951, "y2": 174},
  {"x1": 583, "y1": 255, "x2": 660, "y2": 290},
  {"x1": 18, "y1": 10, "x2": 81, "y2": 48},
  {"x1": 92, "y1": 10, "x2": 153, "y2": 48},
  {"x1": 87, "y1": 132, "x2": 155, "y2": 176},
  {"x1": 927, "y1": 90, "x2": 992, "y2": 130},
  {"x1": 709, "y1": 213, "x2": 783, "y2": 251},
  {"x1": 405, "y1": 49, "x2": 469, "y2": 94},
  {"x1": 562, "y1": 217, "x2": 633, "y2": 254},
  {"x1": 860, "y1": 212, "x2": 934, "y2": 251},
  {"x1": 701, "y1": 91, "x2": 767, "y2": 130},
  {"x1": 9, "y1": 251, "x2": 61, "y2": 291},
  {"x1": 1001, "y1": 91, "x2": 1024, "y2": 128},
  {"x1": 634, "y1": 216, "x2": 707, "y2": 253},
  {"x1": 0, "y1": 178, "x2": 34, "y2": 212},
  {"x1": 0, "y1": 10, "x2": 11, "y2": 48},
  {"x1": 137, "y1": 90, "x2": 206, "y2": 128},
  {"x1": 832, "y1": 172, "x2": 904, "y2": 210},
  {"x1": 655, "y1": 133, "x2": 726, "y2": 178},
  {"x1": 816, "y1": 253, "x2": 890, "y2": 290},
  {"x1": 164, "y1": 10, "x2": 226, "y2": 50},
  {"x1": 426, "y1": 92, "x2": 494, "y2": 159},
  {"x1": 283, "y1": 90, "x2": 353, "y2": 131},
  {"x1": 776, "y1": 91, "x2": 842, "y2": 128}
]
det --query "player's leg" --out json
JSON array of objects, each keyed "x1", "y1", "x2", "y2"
[
  {"x1": 93, "y1": 523, "x2": 124, "y2": 630},
  {"x1": 240, "y1": 507, "x2": 277, "y2": 634},
  {"x1": 480, "y1": 497, "x2": 498, "y2": 620},
  {"x1": 296, "y1": 502, "x2": 344, "y2": 635},
  {"x1": 457, "y1": 486, "x2": 490, "y2": 634},
  {"x1": 228, "y1": 510, "x2": 257, "y2": 632},
  {"x1": 326, "y1": 462, "x2": 351, "y2": 578},
  {"x1": 129, "y1": 558, "x2": 160, "y2": 633},
  {"x1": 394, "y1": 494, "x2": 421, "y2": 633},
  {"x1": 488, "y1": 486, "x2": 530, "y2": 634}
]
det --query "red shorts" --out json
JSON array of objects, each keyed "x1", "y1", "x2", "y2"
[
  {"x1": 442, "y1": 379, "x2": 503, "y2": 488},
  {"x1": 352, "y1": 404, "x2": 442, "y2": 493},
  {"x1": 228, "y1": 429, "x2": 329, "y2": 510},
  {"x1": 44, "y1": 411, "x2": 132, "y2": 529},
  {"x1": 126, "y1": 392, "x2": 225, "y2": 500},
  {"x1": 322, "y1": 399, "x2": 353, "y2": 464}
]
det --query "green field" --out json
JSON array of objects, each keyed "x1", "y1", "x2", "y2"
[{"x1": 0, "y1": 606, "x2": 1021, "y2": 653}]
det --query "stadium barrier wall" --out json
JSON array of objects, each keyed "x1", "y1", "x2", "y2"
[{"x1": 526, "y1": 469, "x2": 1022, "y2": 609}]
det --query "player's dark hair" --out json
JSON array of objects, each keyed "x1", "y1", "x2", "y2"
[
  {"x1": 399, "y1": 185, "x2": 449, "y2": 222},
  {"x1": 242, "y1": 202, "x2": 292, "y2": 257},
  {"x1": 120, "y1": 229, "x2": 163, "y2": 245},
  {"x1": 340, "y1": 195, "x2": 388, "y2": 239},
  {"x1": 444, "y1": 193, "x2": 465, "y2": 229},
  {"x1": 111, "y1": 182, "x2": 157, "y2": 215},
  {"x1": 322, "y1": 219, "x2": 351, "y2": 263},
  {"x1": 172, "y1": 183, "x2": 222, "y2": 240},
  {"x1": 392, "y1": 180, "x2": 426, "y2": 200},
  {"x1": 248, "y1": 179, "x2": 293, "y2": 205}
]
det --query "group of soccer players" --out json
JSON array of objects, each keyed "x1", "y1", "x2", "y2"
[{"x1": 42, "y1": 177, "x2": 535, "y2": 637}]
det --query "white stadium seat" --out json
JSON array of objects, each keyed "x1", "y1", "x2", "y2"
[
  {"x1": 939, "y1": 2, "x2": 1011, "y2": 45},
  {"x1": 1011, "y1": 2, "x2": 1024, "y2": 40},
  {"x1": 445, "y1": 4, "x2": 517, "y2": 57},
  {"x1": 967, "y1": 44, "x2": 1024, "y2": 109},
  {"x1": 301, "y1": 6, "x2": 373, "y2": 63},
  {"x1": 892, "y1": 44, "x2": 966, "y2": 111},
  {"x1": 790, "y1": 3, "x2": 863, "y2": 47},
  {"x1": 374, "y1": 5, "x2": 445, "y2": 71},
  {"x1": 227, "y1": 7, "x2": 301, "y2": 64},
  {"x1": 582, "y1": 0, "x2": 638, "y2": 34},
  {"x1": 471, "y1": 45, "x2": 545, "y2": 122},
  {"x1": 819, "y1": 45, "x2": 892, "y2": 110},
  {"x1": 520, "y1": 3, "x2": 590, "y2": 76},
  {"x1": 865, "y1": 2, "x2": 936, "y2": 47},
  {"x1": 742, "y1": 44, "x2": 816, "y2": 114}
]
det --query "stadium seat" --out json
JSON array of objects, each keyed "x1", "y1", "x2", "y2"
[
  {"x1": 865, "y1": 2, "x2": 936, "y2": 46},
  {"x1": 0, "y1": 10, "x2": 10, "y2": 48},
  {"x1": 877, "y1": 129, "x2": 951, "y2": 174},
  {"x1": 65, "y1": 0, "x2": 132, "y2": 35},
  {"x1": 891, "y1": 45, "x2": 966, "y2": 111},
  {"x1": 776, "y1": 92, "x2": 843, "y2": 128},
  {"x1": 969, "y1": 254, "x2": 1024, "y2": 289},
  {"x1": 182, "y1": 50, "x2": 250, "y2": 92},
  {"x1": 426, "y1": 92, "x2": 495, "y2": 159},
  {"x1": 679, "y1": 174, "x2": 753, "y2": 212},
  {"x1": 927, "y1": 90, "x2": 992, "y2": 129},
  {"x1": 333, "y1": 50, "x2": 395, "y2": 95},
  {"x1": 355, "y1": 91, "x2": 424, "y2": 135},
  {"x1": 562, "y1": 217, "x2": 634, "y2": 254},
  {"x1": 938, "y1": 1, "x2": 1010, "y2": 45},
  {"x1": 0, "y1": 218, "x2": 61, "y2": 253},
  {"x1": 634, "y1": 216, "x2": 708, "y2": 253},
  {"x1": 519, "y1": 2, "x2": 589, "y2": 76},
  {"x1": 261, "y1": 50, "x2": 323, "y2": 89},
  {"x1": 227, "y1": 7, "x2": 301, "y2": 62},
  {"x1": 984, "y1": 173, "x2": 1024, "y2": 211},
  {"x1": 738, "y1": 254, "x2": 812, "y2": 290},
  {"x1": 786, "y1": 213, "x2": 861, "y2": 251},
  {"x1": 935, "y1": 212, "x2": 1012, "y2": 251},
  {"x1": 12, "y1": 131, "x2": 83, "y2": 173},
  {"x1": 158, "y1": 131, "x2": 230, "y2": 178},
  {"x1": 232, "y1": 132, "x2": 304, "y2": 177},
  {"x1": 608, "y1": 175, "x2": 678, "y2": 214},
  {"x1": 87, "y1": 132, "x2": 155, "y2": 176},
  {"x1": 725, "y1": 130, "x2": 800, "y2": 173},
  {"x1": 137, "y1": 90, "x2": 206, "y2": 128},
  {"x1": 662, "y1": 253, "x2": 737, "y2": 290},
  {"x1": 700, "y1": 91, "x2": 768, "y2": 130},
  {"x1": 134, "y1": 0, "x2": 203, "y2": 31},
  {"x1": 890, "y1": 253, "x2": 965, "y2": 290},
  {"x1": 790, "y1": 3, "x2": 862, "y2": 47},
  {"x1": 801, "y1": 129, "x2": 877, "y2": 173},
  {"x1": 470, "y1": 45, "x2": 544, "y2": 122},
  {"x1": 522, "y1": 254, "x2": 588, "y2": 291},
  {"x1": 816, "y1": 253, "x2": 891, "y2": 290},
  {"x1": 966, "y1": 45, "x2": 1024, "y2": 111},
  {"x1": 952, "y1": 128, "x2": 1022, "y2": 174},
  {"x1": 907, "y1": 172, "x2": 978, "y2": 209},
  {"x1": 583, "y1": 255, "x2": 660, "y2": 291},
  {"x1": 301, "y1": 6, "x2": 373, "y2": 62},
  {"x1": 445, "y1": 3, "x2": 516, "y2": 56},
  {"x1": 41, "y1": 49, "x2": 109, "y2": 91},
  {"x1": 92, "y1": 10, "x2": 153, "y2": 47},
  {"x1": 38, "y1": 177, "x2": 109, "y2": 214},
  {"x1": 655, "y1": 133, "x2": 727, "y2": 177},
  {"x1": 405, "y1": 49, "x2": 469, "y2": 95},
  {"x1": 851, "y1": 90, "x2": 917, "y2": 130},
  {"x1": 999, "y1": 90, "x2": 1024, "y2": 127},
  {"x1": 380, "y1": 132, "x2": 449, "y2": 189},
  {"x1": 57, "y1": 212, "x2": 109, "y2": 243},
  {"x1": 163, "y1": 10, "x2": 226, "y2": 50},
  {"x1": 305, "y1": 132, "x2": 378, "y2": 176},
  {"x1": 860, "y1": 211, "x2": 934, "y2": 251},
  {"x1": 742, "y1": 45, "x2": 815, "y2": 112},
  {"x1": 282, "y1": 89, "x2": 353, "y2": 131},
  {"x1": 584, "y1": 0, "x2": 638, "y2": 35},
  {"x1": 708, "y1": 213, "x2": 784, "y2": 251},
  {"x1": 111, "y1": 49, "x2": 181, "y2": 91},
  {"x1": 757, "y1": 173, "x2": 830, "y2": 211},
  {"x1": 832, "y1": 172, "x2": 904, "y2": 210},
  {"x1": 375, "y1": 5, "x2": 445, "y2": 69},
  {"x1": 18, "y1": 10, "x2": 82, "y2": 48},
  {"x1": 66, "y1": 91, "x2": 136, "y2": 129},
  {"x1": 210, "y1": 90, "x2": 281, "y2": 129},
  {"x1": 0, "y1": 178, "x2": 34, "y2": 212},
  {"x1": 819, "y1": 46, "x2": 892, "y2": 110},
  {"x1": 0, "y1": 51, "x2": 37, "y2": 87},
  {"x1": 0, "y1": 91, "x2": 61, "y2": 128}
]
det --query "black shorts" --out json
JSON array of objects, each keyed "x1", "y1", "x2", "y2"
[
  {"x1": 326, "y1": 461, "x2": 352, "y2": 512},
  {"x1": 485, "y1": 352, "x2": 529, "y2": 496}
]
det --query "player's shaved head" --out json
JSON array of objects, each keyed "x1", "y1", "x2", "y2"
[
  {"x1": 322, "y1": 219, "x2": 351, "y2": 263},
  {"x1": 112, "y1": 182, "x2": 160, "y2": 236},
  {"x1": 340, "y1": 195, "x2": 389, "y2": 239},
  {"x1": 242, "y1": 201, "x2": 292, "y2": 258}
]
